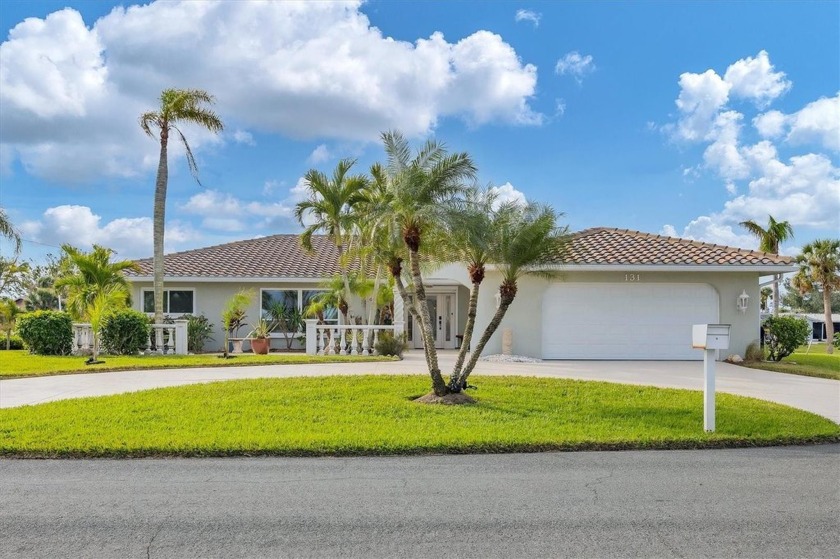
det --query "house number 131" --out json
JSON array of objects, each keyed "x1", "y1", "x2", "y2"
[{"x1": 625, "y1": 274, "x2": 641, "y2": 282}]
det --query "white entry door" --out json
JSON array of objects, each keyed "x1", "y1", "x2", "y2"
[{"x1": 411, "y1": 293, "x2": 456, "y2": 349}]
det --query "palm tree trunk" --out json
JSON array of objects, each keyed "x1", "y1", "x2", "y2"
[
  {"x1": 449, "y1": 280, "x2": 480, "y2": 390},
  {"x1": 824, "y1": 287, "x2": 834, "y2": 355},
  {"x1": 153, "y1": 129, "x2": 169, "y2": 325},
  {"x1": 367, "y1": 265, "x2": 382, "y2": 345},
  {"x1": 408, "y1": 247, "x2": 447, "y2": 396},
  {"x1": 773, "y1": 274, "x2": 780, "y2": 316},
  {"x1": 456, "y1": 296, "x2": 513, "y2": 388},
  {"x1": 393, "y1": 269, "x2": 437, "y2": 374}
]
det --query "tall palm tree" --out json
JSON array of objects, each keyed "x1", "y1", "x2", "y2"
[
  {"x1": 140, "y1": 89, "x2": 224, "y2": 325},
  {"x1": 55, "y1": 244, "x2": 140, "y2": 362},
  {"x1": 453, "y1": 203, "x2": 569, "y2": 390},
  {"x1": 792, "y1": 239, "x2": 840, "y2": 354},
  {"x1": 0, "y1": 207, "x2": 21, "y2": 254},
  {"x1": 380, "y1": 130, "x2": 477, "y2": 396},
  {"x1": 439, "y1": 186, "x2": 498, "y2": 389},
  {"x1": 740, "y1": 215, "x2": 794, "y2": 316},
  {"x1": 295, "y1": 158, "x2": 369, "y2": 316}
]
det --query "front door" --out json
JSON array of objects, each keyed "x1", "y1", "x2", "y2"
[{"x1": 411, "y1": 293, "x2": 456, "y2": 349}]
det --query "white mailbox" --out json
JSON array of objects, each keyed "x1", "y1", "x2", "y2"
[{"x1": 692, "y1": 324, "x2": 730, "y2": 350}]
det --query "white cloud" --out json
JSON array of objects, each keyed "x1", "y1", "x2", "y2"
[
  {"x1": 232, "y1": 129, "x2": 255, "y2": 146},
  {"x1": 555, "y1": 98, "x2": 566, "y2": 117},
  {"x1": 752, "y1": 110, "x2": 787, "y2": 139},
  {"x1": 489, "y1": 182, "x2": 527, "y2": 209},
  {"x1": 20, "y1": 205, "x2": 198, "y2": 259},
  {"x1": 786, "y1": 94, "x2": 840, "y2": 152},
  {"x1": 1, "y1": 1, "x2": 541, "y2": 181},
  {"x1": 723, "y1": 50, "x2": 790, "y2": 108},
  {"x1": 673, "y1": 69, "x2": 731, "y2": 141},
  {"x1": 181, "y1": 184, "x2": 304, "y2": 232},
  {"x1": 307, "y1": 144, "x2": 331, "y2": 164},
  {"x1": 514, "y1": 9, "x2": 541, "y2": 27},
  {"x1": 555, "y1": 51, "x2": 595, "y2": 83}
]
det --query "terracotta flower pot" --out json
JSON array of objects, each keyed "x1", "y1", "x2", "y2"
[{"x1": 250, "y1": 337, "x2": 270, "y2": 355}]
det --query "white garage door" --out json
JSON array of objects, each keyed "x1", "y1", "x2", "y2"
[{"x1": 541, "y1": 283, "x2": 719, "y2": 360}]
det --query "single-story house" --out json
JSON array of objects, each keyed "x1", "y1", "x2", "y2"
[{"x1": 126, "y1": 227, "x2": 795, "y2": 360}]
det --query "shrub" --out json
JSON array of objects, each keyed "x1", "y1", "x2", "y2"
[
  {"x1": 17, "y1": 311, "x2": 73, "y2": 355},
  {"x1": 834, "y1": 332, "x2": 840, "y2": 350},
  {"x1": 101, "y1": 310, "x2": 150, "y2": 355},
  {"x1": 744, "y1": 340, "x2": 765, "y2": 362},
  {"x1": 0, "y1": 335, "x2": 24, "y2": 350},
  {"x1": 183, "y1": 314, "x2": 214, "y2": 353},
  {"x1": 374, "y1": 331, "x2": 407, "y2": 358},
  {"x1": 763, "y1": 316, "x2": 809, "y2": 362}
]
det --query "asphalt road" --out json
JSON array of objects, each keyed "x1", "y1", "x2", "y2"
[{"x1": 2, "y1": 445, "x2": 839, "y2": 558}]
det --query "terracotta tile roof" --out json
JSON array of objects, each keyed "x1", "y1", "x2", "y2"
[
  {"x1": 561, "y1": 228, "x2": 795, "y2": 266},
  {"x1": 127, "y1": 235, "x2": 351, "y2": 278}
]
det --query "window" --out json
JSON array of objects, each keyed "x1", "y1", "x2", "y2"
[
  {"x1": 260, "y1": 288, "x2": 338, "y2": 326},
  {"x1": 142, "y1": 289, "x2": 195, "y2": 315}
]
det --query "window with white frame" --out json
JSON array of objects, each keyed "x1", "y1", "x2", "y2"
[
  {"x1": 142, "y1": 289, "x2": 195, "y2": 315},
  {"x1": 260, "y1": 288, "x2": 338, "y2": 326}
]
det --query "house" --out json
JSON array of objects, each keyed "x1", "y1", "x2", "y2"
[
  {"x1": 763, "y1": 312, "x2": 840, "y2": 342},
  {"x1": 125, "y1": 227, "x2": 796, "y2": 360}
]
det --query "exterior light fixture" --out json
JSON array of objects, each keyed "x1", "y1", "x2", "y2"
[{"x1": 736, "y1": 290, "x2": 749, "y2": 314}]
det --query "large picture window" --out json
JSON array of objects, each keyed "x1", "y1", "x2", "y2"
[
  {"x1": 142, "y1": 289, "x2": 195, "y2": 315},
  {"x1": 261, "y1": 288, "x2": 338, "y2": 326}
]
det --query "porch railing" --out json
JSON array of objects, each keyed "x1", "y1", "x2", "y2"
[
  {"x1": 71, "y1": 320, "x2": 188, "y2": 356},
  {"x1": 304, "y1": 319, "x2": 404, "y2": 356}
]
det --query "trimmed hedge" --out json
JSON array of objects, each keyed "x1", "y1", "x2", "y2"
[
  {"x1": 101, "y1": 310, "x2": 150, "y2": 355},
  {"x1": 1, "y1": 334, "x2": 24, "y2": 350},
  {"x1": 17, "y1": 311, "x2": 73, "y2": 355}
]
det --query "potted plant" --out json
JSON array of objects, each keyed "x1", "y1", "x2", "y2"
[
  {"x1": 248, "y1": 318, "x2": 272, "y2": 354},
  {"x1": 221, "y1": 289, "x2": 253, "y2": 358}
]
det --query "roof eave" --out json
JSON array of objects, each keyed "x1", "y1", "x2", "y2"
[{"x1": 540, "y1": 264, "x2": 798, "y2": 273}]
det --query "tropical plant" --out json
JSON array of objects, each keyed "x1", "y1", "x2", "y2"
[
  {"x1": 739, "y1": 216, "x2": 794, "y2": 316},
  {"x1": 759, "y1": 287, "x2": 772, "y2": 312},
  {"x1": 0, "y1": 298, "x2": 22, "y2": 350},
  {"x1": 0, "y1": 206, "x2": 21, "y2": 254},
  {"x1": 140, "y1": 88, "x2": 224, "y2": 325},
  {"x1": 378, "y1": 130, "x2": 477, "y2": 396},
  {"x1": 453, "y1": 202, "x2": 569, "y2": 391},
  {"x1": 374, "y1": 331, "x2": 407, "y2": 358},
  {"x1": 0, "y1": 257, "x2": 30, "y2": 299},
  {"x1": 17, "y1": 310, "x2": 73, "y2": 355},
  {"x1": 249, "y1": 318, "x2": 272, "y2": 339},
  {"x1": 792, "y1": 239, "x2": 840, "y2": 354},
  {"x1": 221, "y1": 289, "x2": 253, "y2": 358},
  {"x1": 182, "y1": 314, "x2": 214, "y2": 353},
  {"x1": 781, "y1": 277, "x2": 840, "y2": 313},
  {"x1": 266, "y1": 302, "x2": 305, "y2": 350},
  {"x1": 762, "y1": 315, "x2": 809, "y2": 361}
]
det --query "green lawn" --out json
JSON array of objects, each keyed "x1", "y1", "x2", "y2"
[
  {"x1": 741, "y1": 344, "x2": 840, "y2": 380},
  {"x1": 0, "y1": 350, "x2": 393, "y2": 379},
  {"x1": 1, "y1": 375, "x2": 836, "y2": 458}
]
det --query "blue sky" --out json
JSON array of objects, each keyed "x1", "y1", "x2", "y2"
[{"x1": 1, "y1": 0, "x2": 838, "y2": 263}]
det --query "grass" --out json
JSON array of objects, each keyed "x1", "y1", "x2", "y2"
[
  {"x1": 1, "y1": 375, "x2": 837, "y2": 458},
  {"x1": 0, "y1": 350, "x2": 393, "y2": 379},
  {"x1": 740, "y1": 343, "x2": 840, "y2": 381}
]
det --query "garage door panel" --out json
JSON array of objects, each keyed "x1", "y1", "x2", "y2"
[{"x1": 541, "y1": 283, "x2": 719, "y2": 360}]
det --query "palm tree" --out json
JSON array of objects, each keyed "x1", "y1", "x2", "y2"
[
  {"x1": 0, "y1": 298, "x2": 22, "y2": 350},
  {"x1": 0, "y1": 207, "x2": 21, "y2": 254},
  {"x1": 295, "y1": 158, "x2": 369, "y2": 316},
  {"x1": 140, "y1": 89, "x2": 224, "y2": 325},
  {"x1": 440, "y1": 187, "x2": 499, "y2": 389},
  {"x1": 792, "y1": 239, "x2": 840, "y2": 354},
  {"x1": 760, "y1": 287, "x2": 773, "y2": 312},
  {"x1": 380, "y1": 130, "x2": 477, "y2": 396},
  {"x1": 55, "y1": 244, "x2": 140, "y2": 362},
  {"x1": 453, "y1": 202, "x2": 569, "y2": 390},
  {"x1": 740, "y1": 216, "x2": 794, "y2": 316}
]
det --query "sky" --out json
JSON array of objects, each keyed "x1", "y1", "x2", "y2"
[{"x1": 1, "y1": 0, "x2": 838, "y2": 264}]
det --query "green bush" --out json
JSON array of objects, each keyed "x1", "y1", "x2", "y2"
[
  {"x1": 374, "y1": 331, "x2": 407, "y2": 358},
  {"x1": 763, "y1": 316, "x2": 809, "y2": 362},
  {"x1": 183, "y1": 314, "x2": 214, "y2": 353},
  {"x1": 744, "y1": 340, "x2": 765, "y2": 362},
  {"x1": 834, "y1": 332, "x2": 840, "y2": 349},
  {"x1": 1, "y1": 334, "x2": 24, "y2": 350},
  {"x1": 101, "y1": 310, "x2": 150, "y2": 355},
  {"x1": 17, "y1": 311, "x2": 73, "y2": 355}
]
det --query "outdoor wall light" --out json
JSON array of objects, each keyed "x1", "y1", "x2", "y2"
[{"x1": 736, "y1": 290, "x2": 749, "y2": 313}]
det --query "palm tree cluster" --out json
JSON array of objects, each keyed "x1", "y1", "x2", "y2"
[
  {"x1": 295, "y1": 131, "x2": 569, "y2": 397},
  {"x1": 792, "y1": 239, "x2": 840, "y2": 354}
]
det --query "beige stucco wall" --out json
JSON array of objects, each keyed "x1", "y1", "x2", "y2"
[{"x1": 426, "y1": 265, "x2": 763, "y2": 360}]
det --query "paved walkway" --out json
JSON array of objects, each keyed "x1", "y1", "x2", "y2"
[{"x1": 1, "y1": 351, "x2": 838, "y2": 422}]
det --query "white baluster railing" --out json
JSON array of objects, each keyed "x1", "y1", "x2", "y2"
[
  {"x1": 71, "y1": 320, "x2": 188, "y2": 356},
  {"x1": 304, "y1": 320, "x2": 405, "y2": 356}
]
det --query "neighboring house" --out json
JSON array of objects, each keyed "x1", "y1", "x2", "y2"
[
  {"x1": 126, "y1": 227, "x2": 795, "y2": 360},
  {"x1": 763, "y1": 312, "x2": 840, "y2": 342}
]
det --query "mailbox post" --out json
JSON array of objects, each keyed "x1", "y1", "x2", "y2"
[{"x1": 692, "y1": 324, "x2": 731, "y2": 432}]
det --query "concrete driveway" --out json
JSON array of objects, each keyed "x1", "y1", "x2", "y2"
[{"x1": 1, "y1": 351, "x2": 838, "y2": 422}]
